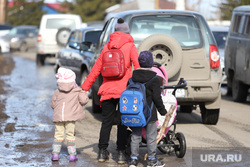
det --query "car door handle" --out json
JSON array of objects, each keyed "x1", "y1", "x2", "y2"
[{"x1": 190, "y1": 63, "x2": 205, "y2": 69}]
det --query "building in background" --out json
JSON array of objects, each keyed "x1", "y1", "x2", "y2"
[
  {"x1": 42, "y1": 3, "x2": 68, "y2": 14},
  {"x1": 7, "y1": 1, "x2": 67, "y2": 15}
]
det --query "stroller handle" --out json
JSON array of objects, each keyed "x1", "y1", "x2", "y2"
[
  {"x1": 160, "y1": 78, "x2": 187, "y2": 90},
  {"x1": 160, "y1": 78, "x2": 187, "y2": 96}
]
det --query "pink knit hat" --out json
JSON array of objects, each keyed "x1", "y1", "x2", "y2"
[
  {"x1": 56, "y1": 67, "x2": 76, "y2": 83},
  {"x1": 152, "y1": 65, "x2": 168, "y2": 95}
]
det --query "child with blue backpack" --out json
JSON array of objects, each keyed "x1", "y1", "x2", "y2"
[{"x1": 128, "y1": 51, "x2": 167, "y2": 167}]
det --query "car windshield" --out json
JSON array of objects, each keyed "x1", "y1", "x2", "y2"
[
  {"x1": 46, "y1": 18, "x2": 76, "y2": 29},
  {"x1": 212, "y1": 31, "x2": 228, "y2": 48},
  {"x1": 9, "y1": 27, "x2": 27, "y2": 35},
  {"x1": 129, "y1": 14, "x2": 202, "y2": 49}
]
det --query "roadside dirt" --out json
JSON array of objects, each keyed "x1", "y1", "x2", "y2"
[{"x1": 0, "y1": 54, "x2": 15, "y2": 133}]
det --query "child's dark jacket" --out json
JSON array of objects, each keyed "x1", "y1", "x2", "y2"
[{"x1": 131, "y1": 68, "x2": 167, "y2": 122}]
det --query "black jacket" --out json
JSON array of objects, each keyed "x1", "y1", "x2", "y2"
[{"x1": 131, "y1": 68, "x2": 167, "y2": 122}]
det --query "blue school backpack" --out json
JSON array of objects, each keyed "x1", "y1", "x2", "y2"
[{"x1": 120, "y1": 76, "x2": 157, "y2": 127}]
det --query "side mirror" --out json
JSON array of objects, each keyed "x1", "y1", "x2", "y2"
[
  {"x1": 90, "y1": 43, "x2": 97, "y2": 52},
  {"x1": 81, "y1": 41, "x2": 93, "y2": 51}
]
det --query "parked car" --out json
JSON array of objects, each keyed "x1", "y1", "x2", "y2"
[
  {"x1": 210, "y1": 26, "x2": 229, "y2": 86},
  {"x1": 36, "y1": 14, "x2": 82, "y2": 66},
  {"x1": 90, "y1": 10, "x2": 222, "y2": 125},
  {"x1": 0, "y1": 38, "x2": 10, "y2": 53},
  {"x1": 224, "y1": 5, "x2": 250, "y2": 102},
  {"x1": 0, "y1": 24, "x2": 13, "y2": 37},
  {"x1": 1, "y1": 25, "x2": 38, "y2": 52},
  {"x1": 55, "y1": 26, "x2": 102, "y2": 93}
]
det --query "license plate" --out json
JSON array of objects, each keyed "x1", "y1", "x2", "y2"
[{"x1": 166, "y1": 89, "x2": 185, "y2": 98}]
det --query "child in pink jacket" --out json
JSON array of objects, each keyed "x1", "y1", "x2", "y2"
[{"x1": 51, "y1": 67, "x2": 89, "y2": 162}]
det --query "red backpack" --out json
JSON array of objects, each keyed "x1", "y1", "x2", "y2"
[{"x1": 102, "y1": 48, "x2": 126, "y2": 79}]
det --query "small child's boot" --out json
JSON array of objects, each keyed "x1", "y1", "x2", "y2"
[
  {"x1": 51, "y1": 141, "x2": 62, "y2": 161},
  {"x1": 51, "y1": 154, "x2": 59, "y2": 161},
  {"x1": 67, "y1": 141, "x2": 78, "y2": 162},
  {"x1": 69, "y1": 154, "x2": 78, "y2": 162}
]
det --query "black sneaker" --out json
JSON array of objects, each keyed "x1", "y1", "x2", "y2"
[
  {"x1": 147, "y1": 158, "x2": 165, "y2": 167},
  {"x1": 129, "y1": 159, "x2": 138, "y2": 167},
  {"x1": 98, "y1": 149, "x2": 109, "y2": 162},
  {"x1": 117, "y1": 150, "x2": 126, "y2": 164}
]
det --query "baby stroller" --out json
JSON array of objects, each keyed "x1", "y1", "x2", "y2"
[{"x1": 126, "y1": 62, "x2": 187, "y2": 158}]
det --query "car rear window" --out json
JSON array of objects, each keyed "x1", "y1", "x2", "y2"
[
  {"x1": 46, "y1": 18, "x2": 76, "y2": 29},
  {"x1": 85, "y1": 31, "x2": 102, "y2": 44},
  {"x1": 129, "y1": 14, "x2": 203, "y2": 49}
]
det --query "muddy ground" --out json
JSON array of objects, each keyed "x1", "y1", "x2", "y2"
[
  {"x1": 0, "y1": 54, "x2": 15, "y2": 133},
  {"x1": 0, "y1": 53, "x2": 119, "y2": 167}
]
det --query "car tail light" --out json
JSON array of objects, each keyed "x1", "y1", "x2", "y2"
[
  {"x1": 37, "y1": 34, "x2": 41, "y2": 42},
  {"x1": 210, "y1": 45, "x2": 220, "y2": 69}
]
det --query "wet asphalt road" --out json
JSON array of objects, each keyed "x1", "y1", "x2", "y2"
[{"x1": 0, "y1": 51, "x2": 250, "y2": 167}]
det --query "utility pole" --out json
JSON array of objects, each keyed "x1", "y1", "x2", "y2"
[
  {"x1": 155, "y1": 0, "x2": 159, "y2": 9},
  {"x1": 0, "y1": 0, "x2": 5, "y2": 24}
]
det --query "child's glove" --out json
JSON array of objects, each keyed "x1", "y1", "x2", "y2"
[{"x1": 79, "y1": 90, "x2": 89, "y2": 105}]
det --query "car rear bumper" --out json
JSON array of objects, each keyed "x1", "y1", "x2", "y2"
[
  {"x1": 37, "y1": 43, "x2": 62, "y2": 55},
  {"x1": 171, "y1": 80, "x2": 221, "y2": 103},
  {"x1": 0, "y1": 44, "x2": 10, "y2": 53}
]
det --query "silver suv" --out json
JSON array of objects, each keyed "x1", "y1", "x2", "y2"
[{"x1": 90, "y1": 10, "x2": 222, "y2": 125}]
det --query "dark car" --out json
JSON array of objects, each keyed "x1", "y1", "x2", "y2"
[
  {"x1": 210, "y1": 26, "x2": 229, "y2": 86},
  {"x1": 90, "y1": 10, "x2": 222, "y2": 125},
  {"x1": 2, "y1": 25, "x2": 38, "y2": 52},
  {"x1": 0, "y1": 24, "x2": 13, "y2": 37},
  {"x1": 55, "y1": 26, "x2": 103, "y2": 93},
  {"x1": 224, "y1": 5, "x2": 250, "y2": 102}
]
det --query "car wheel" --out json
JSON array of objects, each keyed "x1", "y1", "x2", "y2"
[
  {"x1": 56, "y1": 27, "x2": 71, "y2": 46},
  {"x1": 180, "y1": 105, "x2": 193, "y2": 113},
  {"x1": 20, "y1": 42, "x2": 28, "y2": 52},
  {"x1": 80, "y1": 70, "x2": 92, "y2": 98},
  {"x1": 200, "y1": 105, "x2": 219, "y2": 125},
  {"x1": 232, "y1": 78, "x2": 248, "y2": 102},
  {"x1": 92, "y1": 87, "x2": 101, "y2": 113},
  {"x1": 137, "y1": 34, "x2": 182, "y2": 79},
  {"x1": 36, "y1": 54, "x2": 45, "y2": 66}
]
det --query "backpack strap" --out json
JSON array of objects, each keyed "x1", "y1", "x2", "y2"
[
  {"x1": 143, "y1": 75, "x2": 158, "y2": 85},
  {"x1": 128, "y1": 77, "x2": 134, "y2": 85}
]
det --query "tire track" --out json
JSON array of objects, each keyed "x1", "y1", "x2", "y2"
[{"x1": 205, "y1": 125, "x2": 245, "y2": 147}]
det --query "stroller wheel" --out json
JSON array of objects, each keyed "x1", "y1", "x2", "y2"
[
  {"x1": 157, "y1": 133, "x2": 173, "y2": 154},
  {"x1": 174, "y1": 132, "x2": 186, "y2": 158},
  {"x1": 157, "y1": 138, "x2": 169, "y2": 154}
]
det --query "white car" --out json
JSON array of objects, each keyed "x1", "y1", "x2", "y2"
[
  {"x1": 36, "y1": 14, "x2": 82, "y2": 66},
  {"x1": 0, "y1": 38, "x2": 10, "y2": 53}
]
